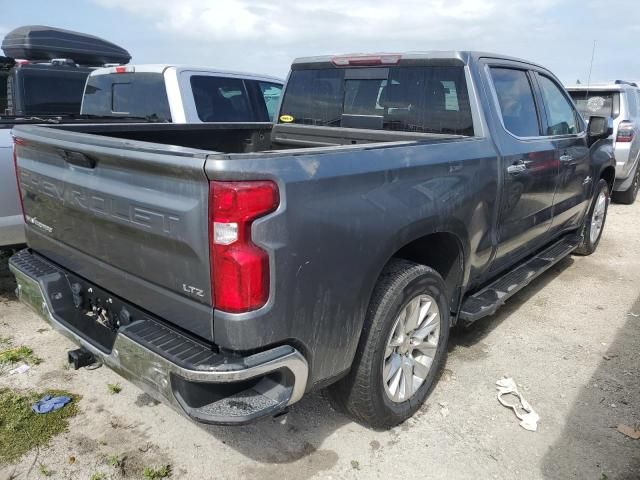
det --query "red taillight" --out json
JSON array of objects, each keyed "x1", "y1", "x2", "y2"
[
  {"x1": 12, "y1": 137, "x2": 26, "y2": 220},
  {"x1": 209, "y1": 181, "x2": 279, "y2": 313},
  {"x1": 331, "y1": 54, "x2": 401, "y2": 67},
  {"x1": 616, "y1": 122, "x2": 635, "y2": 143}
]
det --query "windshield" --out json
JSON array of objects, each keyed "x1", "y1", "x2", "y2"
[
  {"x1": 82, "y1": 72, "x2": 172, "y2": 121},
  {"x1": 19, "y1": 68, "x2": 89, "y2": 115},
  {"x1": 278, "y1": 65, "x2": 473, "y2": 135},
  {"x1": 569, "y1": 90, "x2": 618, "y2": 120}
]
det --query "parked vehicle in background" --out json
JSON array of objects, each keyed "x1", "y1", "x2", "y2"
[
  {"x1": 567, "y1": 81, "x2": 640, "y2": 204},
  {"x1": 0, "y1": 25, "x2": 131, "y2": 249},
  {"x1": 1, "y1": 25, "x2": 131, "y2": 116},
  {"x1": 1, "y1": 58, "x2": 92, "y2": 116},
  {"x1": 81, "y1": 65, "x2": 284, "y2": 123},
  {"x1": 10, "y1": 51, "x2": 615, "y2": 429}
]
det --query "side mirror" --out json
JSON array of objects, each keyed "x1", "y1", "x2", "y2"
[{"x1": 587, "y1": 116, "x2": 613, "y2": 146}]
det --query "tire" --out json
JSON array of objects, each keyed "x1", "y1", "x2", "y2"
[
  {"x1": 612, "y1": 164, "x2": 640, "y2": 205},
  {"x1": 327, "y1": 259, "x2": 450, "y2": 429},
  {"x1": 574, "y1": 178, "x2": 610, "y2": 256}
]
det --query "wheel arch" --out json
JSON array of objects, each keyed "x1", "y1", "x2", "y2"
[{"x1": 600, "y1": 165, "x2": 615, "y2": 193}]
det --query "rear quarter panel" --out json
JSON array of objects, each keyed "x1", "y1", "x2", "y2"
[{"x1": 206, "y1": 138, "x2": 499, "y2": 386}]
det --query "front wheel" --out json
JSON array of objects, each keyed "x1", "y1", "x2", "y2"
[
  {"x1": 574, "y1": 178, "x2": 610, "y2": 256},
  {"x1": 327, "y1": 259, "x2": 450, "y2": 429}
]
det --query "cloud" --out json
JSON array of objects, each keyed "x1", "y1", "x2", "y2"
[
  {"x1": 93, "y1": 0, "x2": 557, "y2": 46},
  {"x1": 91, "y1": 0, "x2": 639, "y2": 82}
]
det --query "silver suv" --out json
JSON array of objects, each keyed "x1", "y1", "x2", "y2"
[{"x1": 567, "y1": 81, "x2": 640, "y2": 204}]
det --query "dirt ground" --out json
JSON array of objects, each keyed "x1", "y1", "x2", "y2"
[{"x1": 0, "y1": 200, "x2": 638, "y2": 480}]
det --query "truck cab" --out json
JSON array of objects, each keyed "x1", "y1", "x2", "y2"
[{"x1": 81, "y1": 65, "x2": 284, "y2": 123}]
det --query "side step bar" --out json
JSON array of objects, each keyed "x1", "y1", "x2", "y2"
[{"x1": 459, "y1": 236, "x2": 580, "y2": 324}]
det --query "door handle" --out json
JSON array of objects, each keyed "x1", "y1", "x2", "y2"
[
  {"x1": 560, "y1": 154, "x2": 574, "y2": 163},
  {"x1": 507, "y1": 161, "x2": 527, "y2": 175}
]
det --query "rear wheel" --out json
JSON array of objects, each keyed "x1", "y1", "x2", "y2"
[
  {"x1": 327, "y1": 259, "x2": 449, "y2": 429},
  {"x1": 612, "y1": 164, "x2": 640, "y2": 205},
  {"x1": 574, "y1": 179, "x2": 610, "y2": 256}
]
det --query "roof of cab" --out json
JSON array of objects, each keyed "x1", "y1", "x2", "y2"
[
  {"x1": 87, "y1": 64, "x2": 284, "y2": 84},
  {"x1": 291, "y1": 51, "x2": 549, "y2": 70},
  {"x1": 565, "y1": 81, "x2": 639, "y2": 92}
]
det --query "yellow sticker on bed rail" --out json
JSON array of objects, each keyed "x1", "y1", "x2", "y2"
[{"x1": 279, "y1": 114, "x2": 294, "y2": 123}]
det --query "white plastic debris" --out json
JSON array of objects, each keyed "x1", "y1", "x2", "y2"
[
  {"x1": 9, "y1": 364, "x2": 30, "y2": 375},
  {"x1": 496, "y1": 377, "x2": 539, "y2": 432}
]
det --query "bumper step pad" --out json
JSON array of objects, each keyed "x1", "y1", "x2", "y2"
[{"x1": 9, "y1": 249, "x2": 308, "y2": 425}]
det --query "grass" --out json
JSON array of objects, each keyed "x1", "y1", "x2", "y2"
[
  {"x1": 0, "y1": 388, "x2": 79, "y2": 465},
  {"x1": 89, "y1": 473, "x2": 105, "y2": 480},
  {"x1": 143, "y1": 464, "x2": 172, "y2": 479},
  {"x1": 0, "y1": 344, "x2": 42, "y2": 366},
  {"x1": 107, "y1": 383, "x2": 122, "y2": 395},
  {"x1": 107, "y1": 453, "x2": 126, "y2": 475},
  {"x1": 38, "y1": 463, "x2": 53, "y2": 476}
]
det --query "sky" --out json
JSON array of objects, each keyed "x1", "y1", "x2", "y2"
[{"x1": 2, "y1": 0, "x2": 639, "y2": 84}]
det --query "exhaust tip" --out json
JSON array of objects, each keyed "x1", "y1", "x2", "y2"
[{"x1": 67, "y1": 348, "x2": 96, "y2": 370}]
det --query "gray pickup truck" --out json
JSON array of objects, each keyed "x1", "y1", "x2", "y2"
[{"x1": 10, "y1": 51, "x2": 615, "y2": 429}]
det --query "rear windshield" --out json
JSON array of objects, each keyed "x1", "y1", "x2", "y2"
[
  {"x1": 278, "y1": 65, "x2": 473, "y2": 135},
  {"x1": 18, "y1": 68, "x2": 89, "y2": 115},
  {"x1": 569, "y1": 90, "x2": 618, "y2": 120},
  {"x1": 82, "y1": 72, "x2": 172, "y2": 121}
]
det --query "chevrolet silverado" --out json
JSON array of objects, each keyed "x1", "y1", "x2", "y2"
[{"x1": 10, "y1": 51, "x2": 615, "y2": 428}]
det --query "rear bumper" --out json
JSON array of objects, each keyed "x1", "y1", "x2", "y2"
[{"x1": 9, "y1": 249, "x2": 308, "y2": 425}]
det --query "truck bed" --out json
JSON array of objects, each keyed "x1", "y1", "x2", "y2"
[
  {"x1": 34, "y1": 121, "x2": 468, "y2": 154},
  {"x1": 13, "y1": 123, "x2": 480, "y2": 348}
]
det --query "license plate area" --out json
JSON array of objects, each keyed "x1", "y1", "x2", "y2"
[{"x1": 42, "y1": 270, "x2": 140, "y2": 353}]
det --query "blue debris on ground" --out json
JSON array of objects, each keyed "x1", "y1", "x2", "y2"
[{"x1": 31, "y1": 394, "x2": 72, "y2": 414}]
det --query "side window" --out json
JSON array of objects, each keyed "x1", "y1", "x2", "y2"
[
  {"x1": 537, "y1": 75, "x2": 580, "y2": 135},
  {"x1": 257, "y1": 81, "x2": 282, "y2": 121},
  {"x1": 490, "y1": 68, "x2": 540, "y2": 137},
  {"x1": 190, "y1": 76, "x2": 252, "y2": 122}
]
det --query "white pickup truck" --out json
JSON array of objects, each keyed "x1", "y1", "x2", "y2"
[
  {"x1": 81, "y1": 64, "x2": 284, "y2": 123},
  {"x1": 0, "y1": 65, "x2": 283, "y2": 249}
]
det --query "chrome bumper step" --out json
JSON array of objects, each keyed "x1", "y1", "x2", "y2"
[{"x1": 9, "y1": 249, "x2": 308, "y2": 425}]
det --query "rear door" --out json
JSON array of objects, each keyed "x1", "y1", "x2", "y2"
[
  {"x1": 534, "y1": 73, "x2": 590, "y2": 233},
  {"x1": 13, "y1": 125, "x2": 214, "y2": 340},
  {"x1": 484, "y1": 63, "x2": 559, "y2": 274}
]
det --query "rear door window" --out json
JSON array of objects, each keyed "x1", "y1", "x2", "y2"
[
  {"x1": 82, "y1": 72, "x2": 171, "y2": 121},
  {"x1": 278, "y1": 65, "x2": 473, "y2": 135},
  {"x1": 190, "y1": 76, "x2": 254, "y2": 122},
  {"x1": 490, "y1": 67, "x2": 540, "y2": 137}
]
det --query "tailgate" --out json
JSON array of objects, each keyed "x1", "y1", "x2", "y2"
[{"x1": 12, "y1": 125, "x2": 214, "y2": 340}]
